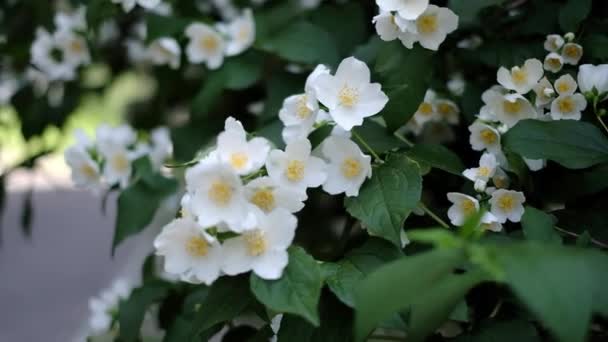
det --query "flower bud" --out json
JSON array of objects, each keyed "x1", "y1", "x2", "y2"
[{"x1": 564, "y1": 32, "x2": 575, "y2": 41}]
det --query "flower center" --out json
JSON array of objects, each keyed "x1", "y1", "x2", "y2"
[
  {"x1": 480, "y1": 129, "x2": 497, "y2": 144},
  {"x1": 230, "y1": 152, "x2": 248, "y2": 170},
  {"x1": 503, "y1": 100, "x2": 522, "y2": 114},
  {"x1": 341, "y1": 158, "x2": 362, "y2": 179},
  {"x1": 478, "y1": 166, "x2": 491, "y2": 177},
  {"x1": 338, "y1": 85, "x2": 359, "y2": 108},
  {"x1": 285, "y1": 160, "x2": 305, "y2": 182},
  {"x1": 417, "y1": 14, "x2": 438, "y2": 34},
  {"x1": 111, "y1": 153, "x2": 130, "y2": 173},
  {"x1": 185, "y1": 235, "x2": 209, "y2": 257},
  {"x1": 296, "y1": 95, "x2": 312, "y2": 119},
  {"x1": 461, "y1": 199, "x2": 476, "y2": 215},
  {"x1": 437, "y1": 103, "x2": 454, "y2": 116},
  {"x1": 237, "y1": 26, "x2": 250, "y2": 42},
  {"x1": 497, "y1": 195, "x2": 514, "y2": 211},
  {"x1": 70, "y1": 39, "x2": 84, "y2": 53},
  {"x1": 200, "y1": 35, "x2": 219, "y2": 52},
  {"x1": 81, "y1": 164, "x2": 98, "y2": 179},
  {"x1": 418, "y1": 102, "x2": 434, "y2": 115},
  {"x1": 494, "y1": 176, "x2": 508, "y2": 188},
  {"x1": 208, "y1": 180, "x2": 233, "y2": 206},
  {"x1": 564, "y1": 45, "x2": 580, "y2": 58},
  {"x1": 557, "y1": 97, "x2": 575, "y2": 113},
  {"x1": 250, "y1": 188, "x2": 275, "y2": 212},
  {"x1": 556, "y1": 82, "x2": 570, "y2": 94},
  {"x1": 511, "y1": 68, "x2": 527, "y2": 85},
  {"x1": 244, "y1": 230, "x2": 267, "y2": 256},
  {"x1": 547, "y1": 57, "x2": 561, "y2": 69}
]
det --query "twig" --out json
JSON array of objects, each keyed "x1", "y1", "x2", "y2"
[
  {"x1": 419, "y1": 202, "x2": 450, "y2": 229},
  {"x1": 393, "y1": 131, "x2": 414, "y2": 147},
  {"x1": 554, "y1": 226, "x2": 608, "y2": 249},
  {"x1": 352, "y1": 130, "x2": 383, "y2": 161}
]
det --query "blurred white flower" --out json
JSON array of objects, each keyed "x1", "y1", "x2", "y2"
[
  {"x1": 149, "y1": 127, "x2": 173, "y2": 168},
  {"x1": 478, "y1": 85, "x2": 508, "y2": 121},
  {"x1": 435, "y1": 99, "x2": 460, "y2": 124},
  {"x1": 64, "y1": 146, "x2": 101, "y2": 190},
  {"x1": 463, "y1": 153, "x2": 497, "y2": 192},
  {"x1": 446, "y1": 192, "x2": 479, "y2": 226},
  {"x1": 489, "y1": 189, "x2": 526, "y2": 223},
  {"x1": 412, "y1": 5, "x2": 458, "y2": 51},
  {"x1": 561, "y1": 43, "x2": 583, "y2": 65},
  {"x1": 30, "y1": 28, "x2": 78, "y2": 81},
  {"x1": 413, "y1": 89, "x2": 438, "y2": 126},
  {"x1": 496, "y1": 58, "x2": 543, "y2": 94},
  {"x1": 376, "y1": 0, "x2": 429, "y2": 20},
  {"x1": 312, "y1": 57, "x2": 388, "y2": 131},
  {"x1": 100, "y1": 143, "x2": 134, "y2": 188},
  {"x1": 447, "y1": 74, "x2": 466, "y2": 96},
  {"x1": 222, "y1": 208, "x2": 296, "y2": 279},
  {"x1": 321, "y1": 135, "x2": 372, "y2": 197},
  {"x1": 148, "y1": 37, "x2": 181, "y2": 69},
  {"x1": 218, "y1": 8, "x2": 255, "y2": 56},
  {"x1": 543, "y1": 52, "x2": 563, "y2": 73},
  {"x1": 112, "y1": 0, "x2": 161, "y2": 12},
  {"x1": 54, "y1": 6, "x2": 86, "y2": 31},
  {"x1": 88, "y1": 279, "x2": 132, "y2": 334},
  {"x1": 554, "y1": 74, "x2": 577, "y2": 96},
  {"x1": 543, "y1": 34, "x2": 564, "y2": 52},
  {"x1": 185, "y1": 23, "x2": 225, "y2": 69}
]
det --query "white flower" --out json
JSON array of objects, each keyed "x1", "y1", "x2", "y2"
[
  {"x1": 88, "y1": 278, "x2": 131, "y2": 334},
  {"x1": 279, "y1": 93, "x2": 318, "y2": 144},
  {"x1": 154, "y1": 217, "x2": 223, "y2": 285},
  {"x1": 463, "y1": 153, "x2": 497, "y2": 192},
  {"x1": 468, "y1": 121, "x2": 500, "y2": 153},
  {"x1": 543, "y1": 34, "x2": 564, "y2": 52},
  {"x1": 321, "y1": 135, "x2": 372, "y2": 197},
  {"x1": 554, "y1": 74, "x2": 577, "y2": 96},
  {"x1": 312, "y1": 57, "x2": 388, "y2": 131},
  {"x1": 543, "y1": 52, "x2": 563, "y2": 73},
  {"x1": 413, "y1": 89, "x2": 439, "y2": 125},
  {"x1": 490, "y1": 93, "x2": 537, "y2": 128},
  {"x1": 100, "y1": 143, "x2": 134, "y2": 188},
  {"x1": 149, "y1": 127, "x2": 173, "y2": 168},
  {"x1": 245, "y1": 176, "x2": 306, "y2": 214},
  {"x1": 30, "y1": 28, "x2": 77, "y2": 81},
  {"x1": 489, "y1": 189, "x2": 525, "y2": 223},
  {"x1": 112, "y1": 0, "x2": 161, "y2": 12},
  {"x1": 478, "y1": 85, "x2": 508, "y2": 121},
  {"x1": 447, "y1": 74, "x2": 466, "y2": 96},
  {"x1": 577, "y1": 64, "x2": 608, "y2": 97},
  {"x1": 55, "y1": 6, "x2": 86, "y2": 31},
  {"x1": 435, "y1": 99, "x2": 460, "y2": 124},
  {"x1": 266, "y1": 138, "x2": 327, "y2": 194},
  {"x1": 561, "y1": 43, "x2": 583, "y2": 65},
  {"x1": 533, "y1": 77, "x2": 555, "y2": 107},
  {"x1": 446, "y1": 192, "x2": 479, "y2": 226},
  {"x1": 480, "y1": 215, "x2": 503, "y2": 232},
  {"x1": 373, "y1": 10, "x2": 409, "y2": 42},
  {"x1": 185, "y1": 23, "x2": 225, "y2": 69},
  {"x1": 96, "y1": 124, "x2": 137, "y2": 151},
  {"x1": 492, "y1": 167, "x2": 510, "y2": 189},
  {"x1": 222, "y1": 209, "x2": 296, "y2": 280},
  {"x1": 0, "y1": 72, "x2": 19, "y2": 105},
  {"x1": 216, "y1": 117, "x2": 270, "y2": 175},
  {"x1": 148, "y1": 37, "x2": 181, "y2": 69},
  {"x1": 523, "y1": 157, "x2": 546, "y2": 171},
  {"x1": 376, "y1": 0, "x2": 429, "y2": 20},
  {"x1": 185, "y1": 158, "x2": 256, "y2": 231},
  {"x1": 65, "y1": 146, "x2": 101, "y2": 190},
  {"x1": 412, "y1": 5, "x2": 458, "y2": 51},
  {"x1": 496, "y1": 58, "x2": 543, "y2": 94},
  {"x1": 217, "y1": 8, "x2": 255, "y2": 56},
  {"x1": 550, "y1": 93, "x2": 587, "y2": 120}
]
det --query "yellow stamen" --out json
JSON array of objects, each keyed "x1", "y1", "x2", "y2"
[
  {"x1": 418, "y1": 102, "x2": 434, "y2": 116},
  {"x1": 497, "y1": 195, "x2": 514, "y2": 211},
  {"x1": 70, "y1": 40, "x2": 84, "y2": 53},
  {"x1": 111, "y1": 154, "x2": 129, "y2": 172},
  {"x1": 564, "y1": 45, "x2": 580, "y2": 58},
  {"x1": 244, "y1": 230, "x2": 267, "y2": 256},
  {"x1": 338, "y1": 85, "x2": 359, "y2": 108},
  {"x1": 461, "y1": 199, "x2": 476, "y2": 215},
  {"x1": 341, "y1": 158, "x2": 362, "y2": 179},
  {"x1": 480, "y1": 129, "x2": 497, "y2": 144},
  {"x1": 186, "y1": 235, "x2": 209, "y2": 257},
  {"x1": 296, "y1": 95, "x2": 312, "y2": 119},
  {"x1": 557, "y1": 97, "x2": 575, "y2": 113},
  {"x1": 503, "y1": 100, "x2": 522, "y2": 114},
  {"x1": 230, "y1": 152, "x2": 248, "y2": 170},
  {"x1": 81, "y1": 164, "x2": 97, "y2": 179},
  {"x1": 200, "y1": 35, "x2": 219, "y2": 51},
  {"x1": 478, "y1": 167, "x2": 491, "y2": 177},
  {"x1": 417, "y1": 14, "x2": 438, "y2": 34},
  {"x1": 285, "y1": 160, "x2": 305, "y2": 182},
  {"x1": 250, "y1": 188, "x2": 275, "y2": 212},
  {"x1": 556, "y1": 82, "x2": 570, "y2": 94},
  {"x1": 208, "y1": 181, "x2": 233, "y2": 206},
  {"x1": 511, "y1": 68, "x2": 527, "y2": 85}
]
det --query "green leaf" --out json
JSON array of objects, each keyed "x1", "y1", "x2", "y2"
[
  {"x1": 448, "y1": 0, "x2": 504, "y2": 26},
  {"x1": 326, "y1": 238, "x2": 402, "y2": 307},
  {"x1": 345, "y1": 154, "x2": 422, "y2": 246},
  {"x1": 406, "y1": 143, "x2": 465, "y2": 176},
  {"x1": 351, "y1": 120, "x2": 407, "y2": 154},
  {"x1": 583, "y1": 34, "x2": 608, "y2": 61},
  {"x1": 558, "y1": 0, "x2": 591, "y2": 32},
  {"x1": 118, "y1": 280, "x2": 171, "y2": 342},
  {"x1": 260, "y1": 21, "x2": 339, "y2": 66},
  {"x1": 260, "y1": 71, "x2": 305, "y2": 123},
  {"x1": 494, "y1": 243, "x2": 595, "y2": 342},
  {"x1": 354, "y1": 248, "x2": 468, "y2": 340},
  {"x1": 521, "y1": 206, "x2": 561, "y2": 244},
  {"x1": 586, "y1": 251, "x2": 608, "y2": 317},
  {"x1": 112, "y1": 158, "x2": 177, "y2": 254},
  {"x1": 191, "y1": 72, "x2": 227, "y2": 117},
  {"x1": 220, "y1": 51, "x2": 264, "y2": 90},
  {"x1": 250, "y1": 246, "x2": 323, "y2": 326},
  {"x1": 309, "y1": 2, "x2": 368, "y2": 56},
  {"x1": 375, "y1": 43, "x2": 433, "y2": 131},
  {"x1": 502, "y1": 120, "x2": 608, "y2": 169},
  {"x1": 145, "y1": 14, "x2": 190, "y2": 43},
  {"x1": 190, "y1": 276, "x2": 253, "y2": 338}
]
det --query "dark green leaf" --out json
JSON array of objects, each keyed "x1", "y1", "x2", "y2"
[
  {"x1": 118, "y1": 280, "x2": 171, "y2": 342},
  {"x1": 250, "y1": 246, "x2": 323, "y2": 326},
  {"x1": 406, "y1": 143, "x2": 465, "y2": 176},
  {"x1": 558, "y1": 0, "x2": 591, "y2": 32},
  {"x1": 309, "y1": 2, "x2": 368, "y2": 56},
  {"x1": 503, "y1": 120, "x2": 608, "y2": 169},
  {"x1": 345, "y1": 154, "x2": 422, "y2": 246},
  {"x1": 145, "y1": 14, "x2": 190, "y2": 43},
  {"x1": 448, "y1": 0, "x2": 504, "y2": 26},
  {"x1": 308, "y1": 124, "x2": 333, "y2": 150},
  {"x1": 351, "y1": 120, "x2": 407, "y2": 154},
  {"x1": 583, "y1": 34, "x2": 608, "y2": 61},
  {"x1": 220, "y1": 51, "x2": 264, "y2": 90},
  {"x1": 521, "y1": 207, "x2": 561, "y2": 244},
  {"x1": 354, "y1": 248, "x2": 472, "y2": 340},
  {"x1": 191, "y1": 72, "x2": 227, "y2": 117}
]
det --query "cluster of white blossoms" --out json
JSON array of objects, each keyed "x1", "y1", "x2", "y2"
[
  {"x1": 154, "y1": 56, "x2": 387, "y2": 284},
  {"x1": 30, "y1": 6, "x2": 90, "y2": 82},
  {"x1": 373, "y1": 0, "x2": 458, "y2": 51},
  {"x1": 64, "y1": 124, "x2": 172, "y2": 192},
  {"x1": 402, "y1": 89, "x2": 461, "y2": 142},
  {"x1": 87, "y1": 278, "x2": 132, "y2": 335}
]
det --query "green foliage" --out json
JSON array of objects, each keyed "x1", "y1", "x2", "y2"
[
  {"x1": 405, "y1": 143, "x2": 466, "y2": 176},
  {"x1": 250, "y1": 246, "x2": 323, "y2": 325},
  {"x1": 449, "y1": 0, "x2": 504, "y2": 27},
  {"x1": 521, "y1": 206, "x2": 561, "y2": 243},
  {"x1": 112, "y1": 157, "x2": 178, "y2": 254},
  {"x1": 558, "y1": 0, "x2": 592, "y2": 32},
  {"x1": 345, "y1": 154, "x2": 422, "y2": 246},
  {"x1": 118, "y1": 280, "x2": 171, "y2": 342},
  {"x1": 503, "y1": 120, "x2": 608, "y2": 169}
]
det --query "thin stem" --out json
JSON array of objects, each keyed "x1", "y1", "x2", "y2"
[
  {"x1": 554, "y1": 226, "x2": 608, "y2": 249},
  {"x1": 393, "y1": 131, "x2": 414, "y2": 147},
  {"x1": 592, "y1": 97, "x2": 608, "y2": 135},
  {"x1": 352, "y1": 130, "x2": 383, "y2": 161},
  {"x1": 419, "y1": 203, "x2": 450, "y2": 229}
]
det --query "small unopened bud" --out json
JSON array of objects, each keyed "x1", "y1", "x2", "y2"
[
  {"x1": 584, "y1": 91, "x2": 596, "y2": 102},
  {"x1": 564, "y1": 32, "x2": 575, "y2": 41},
  {"x1": 543, "y1": 88, "x2": 555, "y2": 97},
  {"x1": 599, "y1": 108, "x2": 607, "y2": 117}
]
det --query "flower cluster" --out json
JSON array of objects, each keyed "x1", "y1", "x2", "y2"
[
  {"x1": 402, "y1": 89, "x2": 461, "y2": 143},
  {"x1": 373, "y1": 1, "x2": 458, "y2": 51},
  {"x1": 64, "y1": 125, "x2": 172, "y2": 192},
  {"x1": 30, "y1": 6, "x2": 90, "y2": 82},
  {"x1": 154, "y1": 56, "x2": 386, "y2": 284}
]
